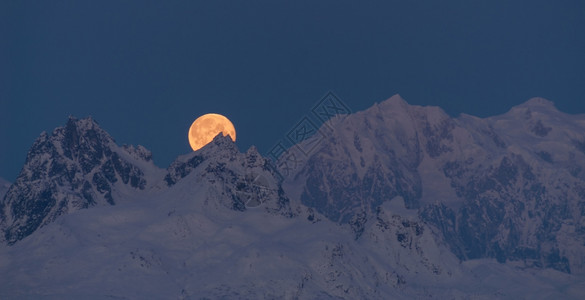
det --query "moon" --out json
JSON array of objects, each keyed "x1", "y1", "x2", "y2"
[{"x1": 188, "y1": 113, "x2": 236, "y2": 152}]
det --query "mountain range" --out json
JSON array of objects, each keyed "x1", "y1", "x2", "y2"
[{"x1": 1, "y1": 95, "x2": 584, "y2": 299}]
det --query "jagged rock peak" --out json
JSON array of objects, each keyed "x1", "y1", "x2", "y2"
[
  {"x1": 192, "y1": 133, "x2": 238, "y2": 162},
  {"x1": 42, "y1": 116, "x2": 115, "y2": 173},
  {"x1": 122, "y1": 144, "x2": 153, "y2": 162},
  {"x1": 164, "y1": 133, "x2": 238, "y2": 186},
  {"x1": 1, "y1": 116, "x2": 158, "y2": 245},
  {"x1": 177, "y1": 133, "x2": 238, "y2": 161},
  {"x1": 163, "y1": 131, "x2": 292, "y2": 215},
  {"x1": 246, "y1": 145, "x2": 259, "y2": 155},
  {"x1": 68, "y1": 114, "x2": 98, "y2": 127},
  {"x1": 62, "y1": 116, "x2": 112, "y2": 142},
  {"x1": 207, "y1": 133, "x2": 238, "y2": 150}
]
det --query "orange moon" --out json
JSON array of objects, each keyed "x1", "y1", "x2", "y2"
[{"x1": 188, "y1": 113, "x2": 236, "y2": 151}]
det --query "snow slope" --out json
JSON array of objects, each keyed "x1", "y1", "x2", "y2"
[
  {"x1": 0, "y1": 116, "x2": 164, "y2": 245},
  {"x1": 2, "y1": 97, "x2": 585, "y2": 298},
  {"x1": 1, "y1": 161, "x2": 583, "y2": 299},
  {"x1": 282, "y1": 95, "x2": 585, "y2": 274}
]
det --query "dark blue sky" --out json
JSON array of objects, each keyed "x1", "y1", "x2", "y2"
[{"x1": 1, "y1": 1, "x2": 584, "y2": 181}]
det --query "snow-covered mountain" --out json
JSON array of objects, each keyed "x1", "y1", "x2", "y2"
[
  {"x1": 0, "y1": 116, "x2": 163, "y2": 245},
  {"x1": 163, "y1": 134, "x2": 294, "y2": 216},
  {"x1": 1, "y1": 97, "x2": 585, "y2": 299},
  {"x1": 282, "y1": 95, "x2": 585, "y2": 275}
]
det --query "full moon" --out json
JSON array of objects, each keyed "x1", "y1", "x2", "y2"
[{"x1": 188, "y1": 113, "x2": 236, "y2": 151}]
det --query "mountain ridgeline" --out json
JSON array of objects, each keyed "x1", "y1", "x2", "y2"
[
  {"x1": 1, "y1": 96, "x2": 584, "y2": 298},
  {"x1": 284, "y1": 95, "x2": 585, "y2": 274},
  {"x1": 0, "y1": 117, "x2": 161, "y2": 245}
]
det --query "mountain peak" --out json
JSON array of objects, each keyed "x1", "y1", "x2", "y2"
[
  {"x1": 56, "y1": 117, "x2": 115, "y2": 170},
  {"x1": 1, "y1": 116, "x2": 158, "y2": 245},
  {"x1": 513, "y1": 97, "x2": 558, "y2": 111},
  {"x1": 66, "y1": 115, "x2": 101, "y2": 131},
  {"x1": 246, "y1": 145, "x2": 260, "y2": 157},
  {"x1": 195, "y1": 133, "x2": 238, "y2": 159},
  {"x1": 378, "y1": 94, "x2": 409, "y2": 110},
  {"x1": 164, "y1": 133, "x2": 239, "y2": 186},
  {"x1": 208, "y1": 132, "x2": 237, "y2": 149},
  {"x1": 497, "y1": 97, "x2": 561, "y2": 122},
  {"x1": 122, "y1": 144, "x2": 153, "y2": 162}
]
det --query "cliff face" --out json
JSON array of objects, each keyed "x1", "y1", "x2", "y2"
[
  {"x1": 0, "y1": 117, "x2": 160, "y2": 245},
  {"x1": 284, "y1": 95, "x2": 585, "y2": 274}
]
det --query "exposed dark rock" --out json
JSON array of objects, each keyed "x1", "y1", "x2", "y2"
[{"x1": 1, "y1": 117, "x2": 154, "y2": 245}]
